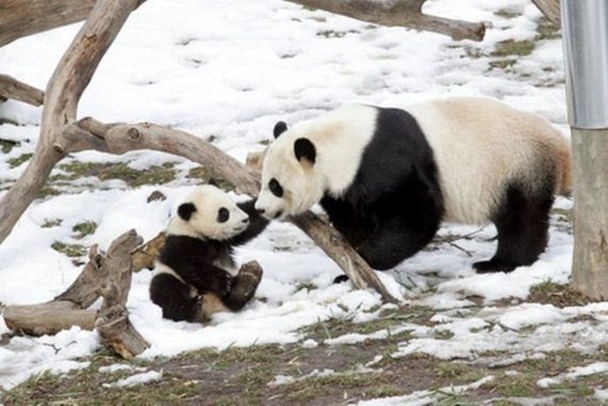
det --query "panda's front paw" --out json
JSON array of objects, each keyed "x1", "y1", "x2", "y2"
[{"x1": 210, "y1": 271, "x2": 234, "y2": 297}]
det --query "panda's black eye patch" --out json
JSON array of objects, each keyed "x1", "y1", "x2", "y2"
[
  {"x1": 217, "y1": 207, "x2": 230, "y2": 223},
  {"x1": 269, "y1": 178, "x2": 284, "y2": 198}
]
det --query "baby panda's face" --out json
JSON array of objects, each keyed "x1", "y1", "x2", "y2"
[
  {"x1": 255, "y1": 122, "x2": 324, "y2": 220},
  {"x1": 173, "y1": 185, "x2": 249, "y2": 240}
]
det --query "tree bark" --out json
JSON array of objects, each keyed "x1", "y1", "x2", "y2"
[
  {"x1": 0, "y1": 0, "x2": 96, "y2": 47},
  {"x1": 95, "y1": 229, "x2": 150, "y2": 359},
  {"x1": 131, "y1": 232, "x2": 167, "y2": 272},
  {"x1": 0, "y1": 0, "x2": 144, "y2": 47},
  {"x1": 532, "y1": 0, "x2": 561, "y2": 25},
  {"x1": 285, "y1": 0, "x2": 486, "y2": 41},
  {"x1": 570, "y1": 129, "x2": 608, "y2": 301},
  {"x1": 0, "y1": 75, "x2": 44, "y2": 106},
  {"x1": 0, "y1": 0, "x2": 141, "y2": 245},
  {"x1": 3, "y1": 302, "x2": 96, "y2": 336}
]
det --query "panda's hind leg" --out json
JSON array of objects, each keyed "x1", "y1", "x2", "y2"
[
  {"x1": 149, "y1": 273, "x2": 201, "y2": 322},
  {"x1": 222, "y1": 260, "x2": 264, "y2": 311},
  {"x1": 474, "y1": 183, "x2": 554, "y2": 273}
]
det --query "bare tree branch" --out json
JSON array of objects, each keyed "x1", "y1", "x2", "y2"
[
  {"x1": 0, "y1": 75, "x2": 44, "y2": 106},
  {"x1": 0, "y1": 0, "x2": 96, "y2": 48},
  {"x1": 0, "y1": 0, "x2": 146, "y2": 47},
  {"x1": 284, "y1": 0, "x2": 486, "y2": 41},
  {"x1": 0, "y1": 0, "x2": 141, "y2": 244}
]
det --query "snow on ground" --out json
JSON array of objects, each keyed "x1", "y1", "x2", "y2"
[{"x1": 0, "y1": 0, "x2": 594, "y2": 398}]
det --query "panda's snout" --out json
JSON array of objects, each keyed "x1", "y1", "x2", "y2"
[{"x1": 242, "y1": 218, "x2": 249, "y2": 224}]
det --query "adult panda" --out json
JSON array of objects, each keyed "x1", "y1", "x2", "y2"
[
  {"x1": 255, "y1": 97, "x2": 571, "y2": 273},
  {"x1": 150, "y1": 185, "x2": 269, "y2": 323}
]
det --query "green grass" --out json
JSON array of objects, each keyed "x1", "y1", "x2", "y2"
[
  {"x1": 52, "y1": 161, "x2": 178, "y2": 187},
  {"x1": 51, "y1": 241, "x2": 88, "y2": 258},
  {"x1": 7, "y1": 153, "x2": 33, "y2": 168},
  {"x1": 491, "y1": 40, "x2": 536, "y2": 58},
  {"x1": 186, "y1": 167, "x2": 234, "y2": 191},
  {"x1": 72, "y1": 221, "x2": 97, "y2": 239},
  {"x1": 282, "y1": 370, "x2": 391, "y2": 404},
  {"x1": 316, "y1": 29, "x2": 358, "y2": 38},
  {"x1": 0, "y1": 139, "x2": 20, "y2": 154},
  {"x1": 41, "y1": 218, "x2": 63, "y2": 228},
  {"x1": 536, "y1": 17, "x2": 561, "y2": 41}
]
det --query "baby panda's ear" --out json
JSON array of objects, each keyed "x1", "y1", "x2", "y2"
[
  {"x1": 273, "y1": 121, "x2": 288, "y2": 138},
  {"x1": 178, "y1": 202, "x2": 197, "y2": 221},
  {"x1": 294, "y1": 138, "x2": 316, "y2": 165}
]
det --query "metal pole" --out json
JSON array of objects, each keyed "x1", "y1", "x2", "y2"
[
  {"x1": 562, "y1": 0, "x2": 608, "y2": 300},
  {"x1": 562, "y1": 0, "x2": 608, "y2": 129}
]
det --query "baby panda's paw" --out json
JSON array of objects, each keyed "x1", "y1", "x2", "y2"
[
  {"x1": 209, "y1": 270, "x2": 234, "y2": 297},
  {"x1": 239, "y1": 260, "x2": 263, "y2": 280}
]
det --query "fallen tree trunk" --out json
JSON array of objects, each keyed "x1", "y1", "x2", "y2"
[{"x1": 285, "y1": 0, "x2": 486, "y2": 41}]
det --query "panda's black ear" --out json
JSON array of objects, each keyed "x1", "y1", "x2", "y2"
[
  {"x1": 273, "y1": 121, "x2": 288, "y2": 138},
  {"x1": 178, "y1": 203, "x2": 197, "y2": 221},
  {"x1": 294, "y1": 138, "x2": 316, "y2": 165}
]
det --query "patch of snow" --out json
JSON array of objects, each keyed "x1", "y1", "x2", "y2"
[
  {"x1": 102, "y1": 370, "x2": 163, "y2": 388},
  {"x1": 538, "y1": 362, "x2": 608, "y2": 388}
]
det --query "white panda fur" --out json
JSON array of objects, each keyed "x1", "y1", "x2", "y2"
[
  {"x1": 150, "y1": 185, "x2": 269, "y2": 323},
  {"x1": 255, "y1": 97, "x2": 571, "y2": 273}
]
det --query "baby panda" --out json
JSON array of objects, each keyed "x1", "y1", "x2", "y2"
[
  {"x1": 150, "y1": 185, "x2": 269, "y2": 323},
  {"x1": 255, "y1": 97, "x2": 571, "y2": 273}
]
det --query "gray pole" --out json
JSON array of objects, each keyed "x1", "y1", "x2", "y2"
[{"x1": 562, "y1": 0, "x2": 608, "y2": 299}]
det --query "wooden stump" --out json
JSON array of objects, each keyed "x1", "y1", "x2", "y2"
[{"x1": 3, "y1": 230, "x2": 150, "y2": 358}]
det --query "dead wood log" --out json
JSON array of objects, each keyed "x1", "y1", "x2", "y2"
[
  {"x1": 131, "y1": 232, "x2": 167, "y2": 272},
  {"x1": 96, "y1": 229, "x2": 149, "y2": 358},
  {"x1": 0, "y1": 75, "x2": 44, "y2": 106},
  {"x1": 532, "y1": 0, "x2": 561, "y2": 25},
  {"x1": 3, "y1": 302, "x2": 96, "y2": 336},
  {"x1": 285, "y1": 0, "x2": 486, "y2": 41},
  {"x1": 3, "y1": 230, "x2": 150, "y2": 358}
]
